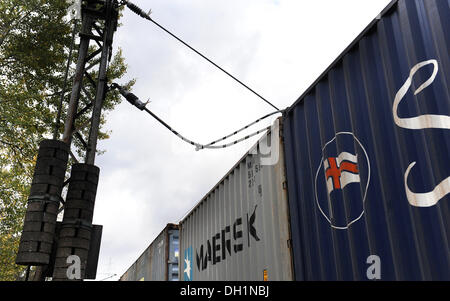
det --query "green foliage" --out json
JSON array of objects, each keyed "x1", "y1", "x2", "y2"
[{"x1": 0, "y1": 0, "x2": 134, "y2": 280}]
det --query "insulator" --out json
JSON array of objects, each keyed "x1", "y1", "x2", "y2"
[
  {"x1": 126, "y1": 1, "x2": 151, "y2": 20},
  {"x1": 16, "y1": 140, "x2": 69, "y2": 266}
]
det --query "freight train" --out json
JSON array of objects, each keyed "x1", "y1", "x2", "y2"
[{"x1": 120, "y1": 0, "x2": 450, "y2": 281}]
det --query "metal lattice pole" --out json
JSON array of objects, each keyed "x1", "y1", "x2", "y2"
[
  {"x1": 15, "y1": 0, "x2": 119, "y2": 282},
  {"x1": 85, "y1": 0, "x2": 117, "y2": 165},
  {"x1": 52, "y1": 0, "x2": 118, "y2": 281}
]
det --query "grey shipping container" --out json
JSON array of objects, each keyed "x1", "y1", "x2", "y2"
[
  {"x1": 119, "y1": 224, "x2": 180, "y2": 281},
  {"x1": 179, "y1": 119, "x2": 294, "y2": 281},
  {"x1": 283, "y1": 0, "x2": 449, "y2": 280}
]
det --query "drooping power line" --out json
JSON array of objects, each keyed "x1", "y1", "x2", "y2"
[
  {"x1": 111, "y1": 83, "x2": 282, "y2": 150},
  {"x1": 144, "y1": 105, "x2": 272, "y2": 150}
]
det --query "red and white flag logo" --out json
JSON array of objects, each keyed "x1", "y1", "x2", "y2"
[
  {"x1": 315, "y1": 132, "x2": 371, "y2": 230},
  {"x1": 324, "y1": 152, "x2": 360, "y2": 194}
]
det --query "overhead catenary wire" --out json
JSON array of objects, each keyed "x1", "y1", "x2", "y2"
[
  {"x1": 204, "y1": 110, "x2": 283, "y2": 147},
  {"x1": 143, "y1": 107, "x2": 272, "y2": 150},
  {"x1": 99, "y1": 273, "x2": 117, "y2": 281},
  {"x1": 122, "y1": 0, "x2": 280, "y2": 111},
  {"x1": 111, "y1": 83, "x2": 282, "y2": 150}
]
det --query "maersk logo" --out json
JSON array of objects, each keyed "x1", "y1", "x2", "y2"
[
  {"x1": 195, "y1": 205, "x2": 260, "y2": 272},
  {"x1": 184, "y1": 247, "x2": 193, "y2": 281}
]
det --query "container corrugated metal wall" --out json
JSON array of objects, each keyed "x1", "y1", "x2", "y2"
[
  {"x1": 179, "y1": 120, "x2": 294, "y2": 281},
  {"x1": 283, "y1": 0, "x2": 449, "y2": 280},
  {"x1": 119, "y1": 264, "x2": 135, "y2": 281},
  {"x1": 119, "y1": 224, "x2": 179, "y2": 281}
]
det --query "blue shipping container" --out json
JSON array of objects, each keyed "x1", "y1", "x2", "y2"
[
  {"x1": 283, "y1": 0, "x2": 449, "y2": 280},
  {"x1": 119, "y1": 224, "x2": 179, "y2": 281}
]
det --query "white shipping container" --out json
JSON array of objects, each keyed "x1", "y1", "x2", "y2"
[{"x1": 179, "y1": 119, "x2": 293, "y2": 281}]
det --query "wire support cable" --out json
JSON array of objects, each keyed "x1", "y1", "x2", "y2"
[
  {"x1": 203, "y1": 110, "x2": 283, "y2": 147},
  {"x1": 111, "y1": 83, "x2": 281, "y2": 150},
  {"x1": 144, "y1": 107, "x2": 274, "y2": 150},
  {"x1": 122, "y1": 0, "x2": 280, "y2": 111}
]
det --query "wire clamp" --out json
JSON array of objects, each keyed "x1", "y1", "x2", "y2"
[{"x1": 111, "y1": 83, "x2": 149, "y2": 110}]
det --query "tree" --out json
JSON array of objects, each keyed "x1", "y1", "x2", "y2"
[{"x1": 0, "y1": 0, "x2": 134, "y2": 280}]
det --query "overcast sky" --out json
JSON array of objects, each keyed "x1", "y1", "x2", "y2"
[{"x1": 90, "y1": 0, "x2": 392, "y2": 281}]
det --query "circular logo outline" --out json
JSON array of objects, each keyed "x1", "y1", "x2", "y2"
[{"x1": 314, "y1": 132, "x2": 371, "y2": 230}]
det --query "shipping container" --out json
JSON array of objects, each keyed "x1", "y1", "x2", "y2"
[
  {"x1": 119, "y1": 264, "x2": 135, "y2": 281},
  {"x1": 119, "y1": 224, "x2": 180, "y2": 281},
  {"x1": 283, "y1": 0, "x2": 449, "y2": 280},
  {"x1": 179, "y1": 119, "x2": 294, "y2": 281}
]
